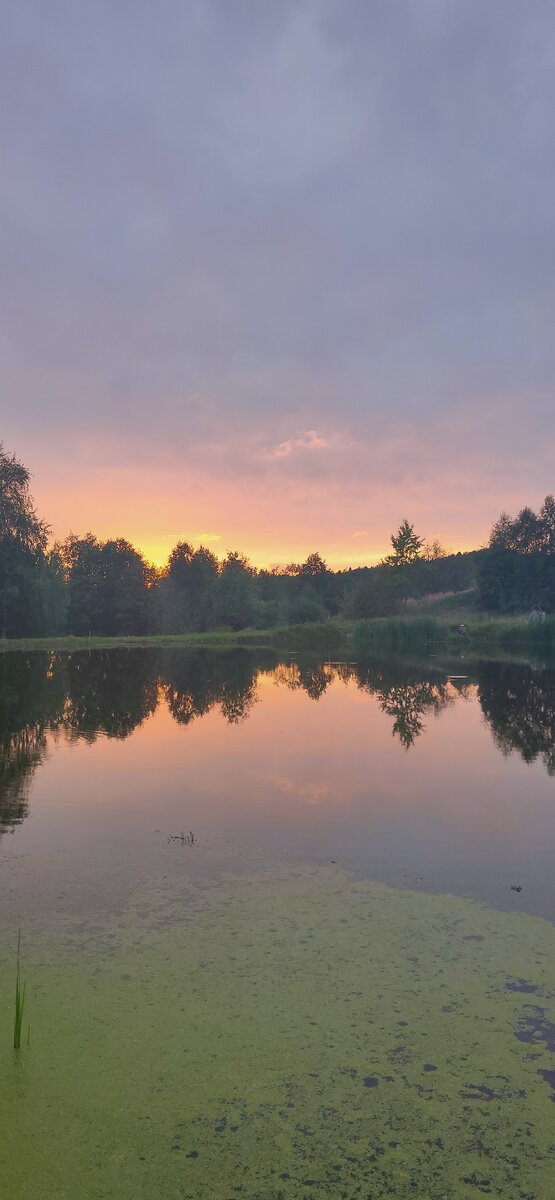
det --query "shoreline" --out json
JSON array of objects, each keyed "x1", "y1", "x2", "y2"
[{"x1": 1, "y1": 612, "x2": 553, "y2": 660}]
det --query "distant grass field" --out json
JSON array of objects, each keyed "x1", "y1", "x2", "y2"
[{"x1": 407, "y1": 587, "x2": 480, "y2": 617}]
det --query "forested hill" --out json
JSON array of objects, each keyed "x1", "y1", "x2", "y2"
[{"x1": 337, "y1": 551, "x2": 486, "y2": 618}]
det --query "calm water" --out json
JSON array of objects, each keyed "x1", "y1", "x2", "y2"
[
  {"x1": 2, "y1": 647, "x2": 555, "y2": 1199},
  {"x1": 1, "y1": 647, "x2": 555, "y2": 922}
]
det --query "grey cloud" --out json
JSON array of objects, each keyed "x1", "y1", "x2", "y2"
[{"x1": 1, "y1": 0, "x2": 554, "y2": 494}]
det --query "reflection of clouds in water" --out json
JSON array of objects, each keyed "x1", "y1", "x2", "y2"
[{"x1": 272, "y1": 775, "x2": 332, "y2": 807}]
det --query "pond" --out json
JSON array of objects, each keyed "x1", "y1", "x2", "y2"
[{"x1": 1, "y1": 648, "x2": 555, "y2": 1198}]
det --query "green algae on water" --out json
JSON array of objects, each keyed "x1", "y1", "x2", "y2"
[{"x1": 1, "y1": 867, "x2": 555, "y2": 1199}]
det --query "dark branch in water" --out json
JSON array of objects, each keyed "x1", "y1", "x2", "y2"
[{"x1": 167, "y1": 830, "x2": 195, "y2": 846}]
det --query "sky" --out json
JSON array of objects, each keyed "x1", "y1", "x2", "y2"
[{"x1": 1, "y1": 0, "x2": 554, "y2": 568}]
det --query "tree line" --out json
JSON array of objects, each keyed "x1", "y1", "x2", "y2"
[
  {"x1": 0, "y1": 442, "x2": 553, "y2": 637},
  {"x1": 479, "y1": 497, "x2": 555, "y2": 612}
]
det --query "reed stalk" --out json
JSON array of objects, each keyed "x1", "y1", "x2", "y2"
[{"x1": 13, "y1": 930, "x2": 26, "y2": 1050}]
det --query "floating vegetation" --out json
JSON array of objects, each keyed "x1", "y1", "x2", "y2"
[
  {"x1": 167, "y1": 830, "x2": 195, "y2": 846},
  {"x1": 13, "y1": 929, "x2": 26, "y2": 1050},
  {"x1": 1, "y1": 868, "x2": 555, "y2": 1197}
]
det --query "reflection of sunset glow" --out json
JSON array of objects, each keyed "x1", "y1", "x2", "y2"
[
  {"x1": 272, "y1": 776, "x2": 332, "y2": 806},
  {"x1": 6, "y1": 649, "x2": 555, "y2": 919},
  {"x1": 27, "y1": 665, "x2": 554, "y2": 853}
]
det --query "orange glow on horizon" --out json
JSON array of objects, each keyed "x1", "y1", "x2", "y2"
[
  {"x1": 136, "y1": 540, "x2": 479, "y2": 571},
  {"x1": 27, "y1": 447, "x2": 490, "y2": 572},
  {"x1": 137, "y1": 538, "x2": 390, "y2": 571}
]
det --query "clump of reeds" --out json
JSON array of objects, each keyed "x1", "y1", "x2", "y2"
[
  {"x1": 13, "y1": 930, "x2": 26, "y2": 1050},
  {"x1": 353, "y1": 616, "x2": 444, "y2": 657}
]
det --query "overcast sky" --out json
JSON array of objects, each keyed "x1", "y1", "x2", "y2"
[{"x1": 2, "y1": 0, "x2": 554, "y2": 565}]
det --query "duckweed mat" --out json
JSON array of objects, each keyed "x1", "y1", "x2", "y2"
[{"x1": 1, "y1": 865, "x2": 555, "y2": 1199}]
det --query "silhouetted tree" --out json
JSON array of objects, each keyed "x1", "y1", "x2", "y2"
[
  {"x1": 217, "y1": 552, "x2": 258, "y2": 630},
  {"x1": 158, "y1": 543, "x2": 219, "y2": 632},
  {"x1": 422, "y1": 539, "x2": 446, "y2": 561},
  {"x1": 284, "y1": 551, "x2": 339, "y2": 617},
  {"x1": 188, "y1": 546, "x2": 219, "y2": 630},
  {"x1": 0, "y1": 444, "x2": 52, "y2": 637},
  {"x1": 0, "y1": 443, "x2": 49, "y2": 551},
  {"x1": 383, "y1": 520, "x2": 424, "y2": 567},
  {"x1": 60, "y1": 534, "x2": 151, "y2": 634},
  {"x1": 479, "y1": 495, "x2": 555, "y2": 610},
  {"x1": 539, "y1": 495, "x2": 555, "y2": 554},
  {"x1": 98, "y1": 539, "x2": 151, "y2": 635}
]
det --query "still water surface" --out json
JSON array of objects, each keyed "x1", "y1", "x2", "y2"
[
  {"x1": 1, "y1": 648, "x2": 555, "y2": 1198},
  {"x1": 2, "y1": 648, "x2": 555, "y2": 921}
]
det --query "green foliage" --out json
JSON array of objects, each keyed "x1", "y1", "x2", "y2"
[
  {"x1": 285, "y1": 553, "x2": 340, "y2": 615},
  {"x1": 471, "y1": 615, "x2": 555, "y2": 654},
  {"x1": 482, "y1": 496, "x2": 555, "y2": 610},
  {"x1": 0, "y1": 444, "x2": 49, "y2": 552},
  {"x1": 13, "y1": 930, "x2": 26, "y2": 1050},
  {"x1": 352, "y1": 616, "x2": 441, "y2": 656},
  {"x1": 0, "y1": 444, "x2": 55, "y2": 637},
  {"x1": 490, "y1": 496, "x2": 555, "y2": 555},
  {"x1": 158, "y1": 544, "x2": 219, "y2": 633},
  {"x1": 59, "y1": 534, "x2": 151, "y2": 635},
  {"x1": 479, "y1": 544, "x2": 555, "y2": 614},
  {"x1": 343, "y1": 569, "x2": 403, "y2": 618},
  {"x1": 216, "y1": 552, "x2": 258, "y2": 631},
  {"x1": 286, "y1": 588, "x2": 329, "y2": 625}
]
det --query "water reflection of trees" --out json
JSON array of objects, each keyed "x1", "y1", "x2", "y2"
[
  {"x1": 478, "y1": 663, "x2": 555, "y2": 775},
  {"x1": 380, "y1": 681, "x2": 453, "y2": 749},
  {"x1": 353, "y1": 664, "x2": 464, "y2": 749},
  {"x1": 161, "y1": 649, "x2": 274, "y2": 726},
  {"x1": 273, "y1": 659, "x2": 463, "y2": 747},
  {"x1": 272, "y1": 660, "x2": 338, "y2": 701},
  {"x1": 2, "y1": 650, "x2": 555, "y2": 838},
  {"x1": 0, "y1": 653, "x2": 66, "y2": 830},
  {"x1": 63, "y1": 650, "x2": 159, "y2": 741},
  {"x1": 0, "y1": 649, "x2": 273, "y2": 835},
  {"x1": 0, "y1": 650, "x2": 160, "y2": 835},
  {"x1": 1, "y1": 723, "x2": 45, "y2": 829}
]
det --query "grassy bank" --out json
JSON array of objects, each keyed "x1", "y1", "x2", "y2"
[
  {"x1": 1, "y1": 612, "x2": 554, "y2": 658},
  {"x1": 0, "y1": 623, "x2": 347, "y2": 653},
  {"x1": 352, "y1": 613, "x2": 555, "y2": 662}
]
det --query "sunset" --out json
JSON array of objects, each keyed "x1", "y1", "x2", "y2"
[
  {"x1": 3, "y1": 3, "x2": 554, "y2": 568},
  {"x1": 2, "y1": 5, "x2": 555, "y2": 1199}
]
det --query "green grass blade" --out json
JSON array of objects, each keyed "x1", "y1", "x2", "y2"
[{"x1": 13, "y1": 930, "x2": 26, "y2": 1050}]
